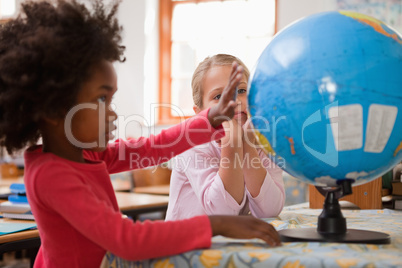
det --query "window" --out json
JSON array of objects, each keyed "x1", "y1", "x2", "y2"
[
  {"x1": 0, "y1": 0, "x2": 16, "y2": 23},
  {"x1": 159, "y1": 0, "x2": 277, "y2": 124}
]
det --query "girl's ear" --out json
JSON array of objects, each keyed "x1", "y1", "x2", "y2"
[
  {"x1": 41, "y1": 116, "x2": 60, "y2": 126},
  {"x1": 40, "y1": 109, "x2": 67, "y2": 126},
  {"x1": 193, "y1": 105, "x2": 202, "y2": 114}
]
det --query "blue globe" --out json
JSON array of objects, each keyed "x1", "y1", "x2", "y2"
[{"x1": 248, "y1": 11, "x2": 402, "y2": 187}]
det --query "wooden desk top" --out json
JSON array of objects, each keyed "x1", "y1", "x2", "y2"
[
  {"x1": 115, "y1": 192, "x2": 169, "y2": 211},
  {"x1": 0, "y1": 218, "x2": 39, "y2": 244},
  {"x1": 111, "y1": 179, "x2": 132, "y2": 192},
  {"x1": 0, "y1": 192, "x2": 169, "y2": 245},
  {"x1": 1, "y1": 176, "x2": 130, "y2": 192},
  {"x1": 133, "y1": 185, "x2": 170, "y2": 195}
]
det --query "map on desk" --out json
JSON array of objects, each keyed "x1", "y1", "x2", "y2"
[{"x1": 0, "y1": 222, "x2": 37, "y2": 235}]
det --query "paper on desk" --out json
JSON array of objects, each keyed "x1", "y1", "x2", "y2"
[{"x1": 0, "y1": 222, "x2": 37, "y2": 235}]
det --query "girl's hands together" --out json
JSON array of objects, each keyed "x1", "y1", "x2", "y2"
[
  {"x1": 208, "y1": 62, "x2": 243, "y2": 128},
  {"x1": 242, "y1": 119, "x2": 257, "y2": 146},
  {"x1": 209, "y1": 215, "x2": 281, "y2": 246},
  {"x1": 219, "y1": 119, "x2": 243, "y2": 148}
]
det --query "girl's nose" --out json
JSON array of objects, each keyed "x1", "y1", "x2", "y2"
[
  {"x1": 108, "y1": 106, "x2": 117, "y2": 121},
  {"x1": 236, "y1": 99, "x2": 242, "y2": 108}
]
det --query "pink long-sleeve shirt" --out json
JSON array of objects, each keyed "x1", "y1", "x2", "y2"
[
  {"x1": 165, "y1": 141, "x2": 285, "y2": 221},
  {"x1": 24, "y1": 109, "x2": 224, "y2": 268}
]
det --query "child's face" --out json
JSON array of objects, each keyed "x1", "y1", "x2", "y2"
[
  {"x1": 197, "y1": 65, "x2": 248, "y2": 126},
  {"x1": 69, "y1": 60, "x2": 118, "y2": 152}
]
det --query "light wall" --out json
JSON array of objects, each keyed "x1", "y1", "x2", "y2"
[
  {"x1": 277, "y1": 0, "x2": 336, "y2": 31},
  {"x1": 114, "y1": 0, "x2": 160, "y2": 139}
]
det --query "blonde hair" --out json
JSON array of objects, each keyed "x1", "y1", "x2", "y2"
[{"x1": 191, "y1": 54, "x2": 250, "y2": 109}]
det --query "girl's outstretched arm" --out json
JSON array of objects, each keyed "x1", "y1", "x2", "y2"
[
  {"x1": 29, "y1": 163, "x2": 280, "y2": 261},
  {"x1": 88, "y1": 63, "x2": 244, "y2": 173}
]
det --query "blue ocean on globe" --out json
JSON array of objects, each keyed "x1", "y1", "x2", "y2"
[{"x1": 248, "y1": 11, "x2": 402, "y2": 187}]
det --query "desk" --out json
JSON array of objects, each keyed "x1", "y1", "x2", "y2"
[
  {"x1": 0, "y1": 180, "x2": 40, "y2": 263},
  {"x1": 116, "y1": 192, "x2": 170, "y2": 219},
  {"x1": 111, "y1": 179, "x2": 132, "y2": 192},
  {"x1": 0, "y1": 219, "x2": 38, "y2": 244},
  {"x1": 0, "y1": 219, "x2": 40, "y2": 265},
  {"x1": 0, "y1": 192, "x2": 170, "y2": 264},
  {"x1": 133, "y1": 185, "x2": 170, "y2": 195},
  {"x1": 103, "y1": 202, "x2": 402, "y2": 267},
  {"x1": 0, "y1": 176, "x2": 131, "y2": 192}
]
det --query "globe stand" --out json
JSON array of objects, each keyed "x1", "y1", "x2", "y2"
[{"x1": 279, "y1": 179, "x2": 390, "y2": 244}]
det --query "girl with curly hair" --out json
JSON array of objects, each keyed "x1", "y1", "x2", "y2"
[{"x1": 0, "y1": 0, "x2": 280, "y2": 267}]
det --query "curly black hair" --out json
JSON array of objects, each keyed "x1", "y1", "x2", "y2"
[{"x1": 0, "y1": 0, "x2": 125, "y2": 154}]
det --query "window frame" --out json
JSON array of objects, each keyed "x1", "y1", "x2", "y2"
[{"x1": 158, "y1": 0, "x2": 278, "y2": 124}]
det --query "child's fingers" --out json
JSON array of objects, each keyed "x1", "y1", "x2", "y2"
[
  {"x1": 259, "y1": 232, "x2": 282, "y2": 247},
  {"x1": 268, "y1": 228, "x2": 281, "y2": 245},
  {"x1": 228, "y1": 100, "x2": 237, "y2": 108},
  {"x1": 229, "y1": 61, "x2": 239, "y2": 80},
  {"x1": 253, "y1": 221, "x2": 281, "y2": 246},
  {"x1": 265, "y1": 226, "x2": 281, "y2": 246},
  {"x1": 222, "y1": 65, "x2": 243, "y2": 103},
  {"x1": 207, "y1": 63, "x2": 243, "y2": 127},
  {"x1": 221, "y1": 100, "x2": 237, "y2": 119},
  {"x1": 223, "y1": 72, "x2": 242, "y2": 105},
  {"x1": 228, "y1": 62, "x2": 240, "y2": 100}
]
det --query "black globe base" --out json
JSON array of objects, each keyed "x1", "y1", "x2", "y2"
[
  {"x1": 279, "y1": 179, "x2": 391, "y2": 245},
  {"x1": 279, "y1": 228, "x2": 390, "y2": 244}
]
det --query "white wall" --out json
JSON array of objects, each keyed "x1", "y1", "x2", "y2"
[
  {"x1": 277, "y1": 0, "x2": 337, "y2": 31},
  {"x1": 114, "y1": 0, "x2": 160, "y2": 139}
]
